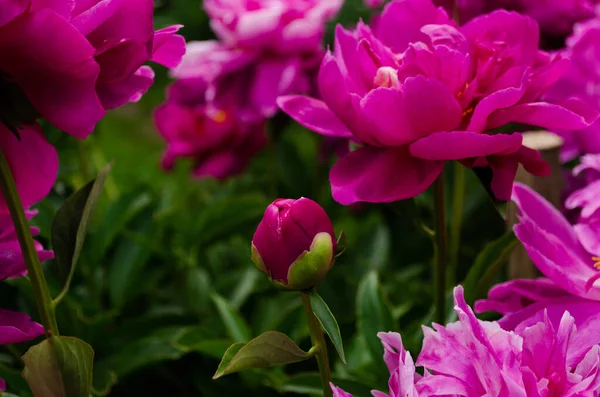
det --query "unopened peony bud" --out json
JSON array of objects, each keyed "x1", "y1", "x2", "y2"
[{"x1": 251, "y1": 198, "x2": 336, "y2": 291}]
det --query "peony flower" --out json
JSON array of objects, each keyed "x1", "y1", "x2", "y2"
[
  {"x1": 547, "y1": 16, "x2": 600, "y2": 161},
  {"x1": 0, "y1": 0, "x2": 185, "y2": 139},
  {"x1": 334, "y1": 286, "x2": 600, "y2": 396},
  {"x1": 251, "y1": 198, "x2": 336, "y2": 291},
  {"x1": 476, "y1": 183, "x2": 600, "y2": 363},
  {"x1": 171, "y1": 0, "x2": 342, "y2": 118},
  {"x1": 278, "y1": 0, "x2": 596, "y2": 205},
  {"x1": 0, "y1": 308, "x2": 45, "y2": 391},
  {"x1": 155, "y1": 72, "x2": 267, "y2": 179},
  {"x1": 0, "y1": 210, "x2": 53, "y2": 280}
]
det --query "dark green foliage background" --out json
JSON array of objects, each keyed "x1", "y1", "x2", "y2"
[{"x1": 0, "y1": 1, "x2": 509, "y2": 396}]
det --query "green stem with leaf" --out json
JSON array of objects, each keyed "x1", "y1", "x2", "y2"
[
  {"x1": 433, "y1": 173, "x2": 447, "y2": 325},
  {"x1": 0, "y1": 150, "x2": 59, "y2": 336},
  {"x1": 301, "y1": 291, "x2": 332, "y2": 397}
]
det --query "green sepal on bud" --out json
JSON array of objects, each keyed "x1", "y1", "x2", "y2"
[{"x1": 251, "y1": 232, "x2": 334, "y2": 292}]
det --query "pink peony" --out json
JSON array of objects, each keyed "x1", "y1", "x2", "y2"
[
  {"x1": 334, "y1": 286, "x2": 600, "y2": 396},
  {"x1": 155, "y1": 75, "x2": 267, "y2": 179},
  {"x1": 278, "y1": 0, "x2": 596, "y2": 205},
  {"x1": 171, "y1": 0, "x2": 342, "y2": 118},
  {"x1": 0, "y1": 0, "x2": 185, "y2": 139},
  {"x1": 476, "y1": 183, "x2": 600, "y2": 367}
]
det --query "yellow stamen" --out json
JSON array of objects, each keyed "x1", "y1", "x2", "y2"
[
  {"x1": 462, "y1": 107, "x2": 474, "y2": 117},
  {"x1": 456, "y1": 82, "x2": 469, "y2": 99},
  {"x1": 209, "y1": 109, "x2": 227, "y2": 123},
  {"x1": 593, "y1": 256, "x2": 600, "y2": 270}
]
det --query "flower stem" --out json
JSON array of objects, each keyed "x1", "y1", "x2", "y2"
[
  {"x1": 433, "y1": 173, "x2": 447, "y2": 325},
  {"x1": 301, "y1": 291, "x2": 332, "y2": 397},
  {"x1": 448, "y1": 162, "x2": 465, "y2": 287},
  {"x1": 0, "y1": 150, "x2": 59, "y2": 337}
]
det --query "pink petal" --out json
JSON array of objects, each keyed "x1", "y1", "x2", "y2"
[
  {"x1": 329, "y1": 146, "x2": 443, "y2": 204},
  {"x1": 251, "y1": 58, "x2": 303, "y2": 117},
  {"x1": 0, "y1": 124, "x2": 58, "y2": 210},
  {"x1": 151, "y1": 25, "x2": 186, "y2": 69},
  {"x1": 410, "y1": 132, "x2": 523, "y2": 160},
  {"x1": 375, "y1": 0, "x2": 451, "y2": 53},
  {"x1": 487, "y1": 102, "x2": 599, "y2": 131},
  {"x1": 0, "y1": 308, "x2": 44, "y2": 344},
  {"x1": 277, "y1": 95, "x2": 352, "y2": 138}
]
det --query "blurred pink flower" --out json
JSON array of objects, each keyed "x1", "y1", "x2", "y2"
[
  {"x1": 172, "y1": 0, "x2": 342, "y2": 117},
  {"x1": 204, "y1": 0, "x2": 342, "y2": 55},
  {"x1": 441, "y1": 0, "x2": 598, "y2": 37},
  {"x1": 279, "y1": 0, "x2": 596, "y2": 205},
  {"x1": 334, "y1": 286, "x2": 600, "y2": 396},
  {"x1": 155, "y1": 76, "x2": 267, "y2": 179},
  {"x1": 0, "y1": 0, "x2": 185, "y2": 139},
  {"x1": 547, "y1": 17, "x2": 600, "y2": 160},
  {"x1": 0, "y1": 210, "x2": 53, "y2": 281}
]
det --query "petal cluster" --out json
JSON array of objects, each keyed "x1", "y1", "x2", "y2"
[
  {"x1": 334, "y1": 286, "x2": 600, "y2": 396},
  {"x1": 279, "y1": 0, "x2": 595, "y2": 205},
  {"x1": 548, "y1": 16, "x2": 600, "y2": 160},
  {"x1": 159, "y1": 0, "x2": 342, "y2": 177}
]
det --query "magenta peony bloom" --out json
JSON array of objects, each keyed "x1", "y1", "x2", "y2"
[
  {"x1": 172, "y1": 0, "x2": 342, "y2": 118},
  {"x1": 0, "y1": 210, "x2": 54, "y2": 281},
  {"x1": 548, "y1": 17, "x2": 600, "y2": 161},
  {"x1": 278, "y1": 0, "x2": 596, "y2": 205},
  {"x1": 251, "y1": 198, "x2": 336, "y2": 291},
  {"x1": 334, "y1": 286, "x2": 600, "y2": 396},
  {"x1": 0, "y1": 0, "x2": 185, "y2": 139},
  {"x1": 476, "y1": 183, "x2": 600, "y2": 364},
  {"x1": 155, "y1": 72, "x2": 267, "y2": 179}
]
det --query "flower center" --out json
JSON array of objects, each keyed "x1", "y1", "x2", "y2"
[
  {"x1": 373, "y1": 67, "x2": 399, "y2": 89},
  {"x1": 593, "y1": 256, "x2": 600, "y2": 270}
]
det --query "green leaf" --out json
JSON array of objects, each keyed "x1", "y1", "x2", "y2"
[
  {"x1": 22, "y1": 336, "x2": 94, "y2": 397},
  {"x1": 463, "y1": 231, "x2": 517, "y2": 304},
  {"x1": 356, "y1": 271, "x2": 395, "y2": 362},
  {"x1": 308, "y1": 291, "x2": 346, "y2": 364},
  {"x1": 213, "y1": 331, "x2": 312, "y2": 379},
  {"x1": 51, "y1": 163, "x2": 112, "y2": 301},
  {"x1": 212, "y1": 294, "x2": 251, "y2": 342},
  {"x1": 279, "y1": 373, "x2": 373, "y2": 397}
]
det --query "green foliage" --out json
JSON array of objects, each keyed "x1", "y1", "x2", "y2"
[
  {"x1": 214, "y1": 331, "x2": 313, "y2": 379},
  {"x1": 308, "y1": 291, "x2": 346, "y2": 364}
]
